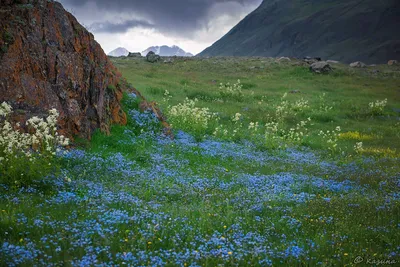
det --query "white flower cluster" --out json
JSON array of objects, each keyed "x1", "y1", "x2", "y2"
[
  {"x1": 163, "y1": 90, "x2": 172, "y2": 103},
  {"x1": 213, "y1": 113, "x2": 243, "y2": 138},
  {"x1": 368, "y1": 98, "x2": 387, "y2": 115},
  {"x1": 275, "y1": 93, "x2": 291, "y2": 120},
  {"x1": 0, "y1": 102, "x2": 69, "y2": 164},
  {"x1": 318, "y1": 126, "x2": 342, "y2": 153},
  {"x1": 319, "y1": 93, "x2": 333, "y2": 112},
  {"x1": 219, "y1": 80, "x2": 244, "y2": 100},
  {"x1": 232, "y1": 113, "x2": 242, "y2": 123},
  {"x1": 168, "y1": 98, "x2": 217, "y2": 132},
  {"x1": 293, "y1": 98, "x2": 310, "y2": 111},
  {"x1": 265, "y1": 118, "x2": 311, "y2": 148},
  {"x1": 354, "y1": 142, "x2": 363, "y2": 154},
  {"x1": 248, "y1": 122, "x2": 259, "y2": 131},
  {"x1": 0, "y1": 102, "x2": 12, "y2": 117}
]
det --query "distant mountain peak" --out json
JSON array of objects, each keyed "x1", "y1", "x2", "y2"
[
  {"x1": 108, "y1": 47, "x2": 129, "y2": 57},
  {"x1": 142, "y1": 45, "x2": 193, "y2": 57}
]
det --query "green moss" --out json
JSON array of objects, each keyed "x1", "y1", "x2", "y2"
[
  {"x1": 0, "y1": 45, "x2": 8, "y2": 54},
  {"x1": 16, "y1": 3, "x2": 34, "y2": 9},
  {"x1": 3, "y1": 31, "x2": 14, "y2": 44},
  {"x1": 106, "y1": 84, "x2": 116, "y2": 93}
]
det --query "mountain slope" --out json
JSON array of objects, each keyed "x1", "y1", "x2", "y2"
[
  {"x1": 142, "y1": 45, "x2": 193, "y2": 57},
  {"x1": 199, "y1": 0, "x2": 400, "y2": 63},
  {"x1": 108, "y1": 47, "x2": 129, "y2": 57}
]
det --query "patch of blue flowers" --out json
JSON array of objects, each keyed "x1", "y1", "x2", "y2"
[{"x1": 1, "y1": 101, "x2": 399, "y2": 266}]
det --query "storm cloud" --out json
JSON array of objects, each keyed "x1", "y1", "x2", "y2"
[
  {"x1": 59, "y1": 0, "x2": 261, "y2": 36},
  {"x1": 57, "y1": 0, "x2": 262, "y2": 55},
  {"x1": 88, "y1": 19, "x2": 154, "y2": 34}
]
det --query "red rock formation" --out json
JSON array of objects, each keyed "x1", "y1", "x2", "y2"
[{"x1": 0, "y1": 0, "x2": 128, "y2": 139}]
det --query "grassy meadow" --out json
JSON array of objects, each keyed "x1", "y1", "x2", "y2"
[{"x1": 1, "y1": 56, "x2": 399, "y2": 266}]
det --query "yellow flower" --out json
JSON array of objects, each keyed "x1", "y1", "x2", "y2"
[
  {"x1": 228, "y1": 252, "x2": 233, "y2": 255},
  {"x1": 148, "y1": 241, "x2": 152, "y2": 245},
  {"x1": 344, "y1": 253, "x2": 348, "y2": 256}
]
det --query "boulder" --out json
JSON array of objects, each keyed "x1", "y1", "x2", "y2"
[
  {"x1": 388, "y1": 60, "x2": 398, "y2": 66},
  {"x1": 163, "y1": 58, "x2": 174, "y2": 64},
  {"x1": 276, "y1": 57, "x2": 291, "y2": 62},
  {"x1": 310, "y1": 61, "x2": 332, "y2": 74},
  {"x1": 303, "y1": 56, "x2": 322, "y2": 64},
  {"x1": 128, "y1": 52, "x2": 142, "y2": 57},
  {"x1": 146, "y1": 51, "x2": 161, "y2": 63},
  {"x1": 327, "y1": 60, "x2": 340, "y2": 64},
  {"x1": 349, "y1": 61, "x2": 367, "y2": 68},
  {"x1": 371, "y1": 69, "x2": 380, "y2": 74},
  {"x1": 0, "y1": 0, "x2": 168, "y2": 139}
]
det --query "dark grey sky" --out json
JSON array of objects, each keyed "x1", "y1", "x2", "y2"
[{"x1": 58, "y1": 0, "x2": 262, "y2": 54}]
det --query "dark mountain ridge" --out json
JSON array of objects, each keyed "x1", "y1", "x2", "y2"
[{"x1": 199, "y1": 0, "x2": 400, "y2": 64}]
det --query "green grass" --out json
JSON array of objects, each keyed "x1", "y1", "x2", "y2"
[
  {"x1": 0, "y1": 57, "x2": 399, "y2": 266},
  {"x1": 113, "y1": 57, "x2": 400, "y2": 153}
]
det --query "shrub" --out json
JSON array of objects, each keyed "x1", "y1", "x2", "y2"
[
  {"x1": 318, "y1": 126, "x2": 342, "y2": 154},
  {"x1": 167, "y1": 98, "x2": 218, "y2": 137},
  {"x1": 0, "y1": 102, "x2": 69, "y2": 187},
  {"x1": 264, "y1": 118, "x2": 311, "y2": 149},
  {"x1": 318, "y1": 93, "x2": 333, "y2": 112},
  {"x1": 213, "y1": 113, "x2": 243, "y2": 141},
  {"x1": 339, "y1": 131, "x2": 375, "y2": 141},
  {"x1": 219, "y1": 80, "x2": 244, "y2": 102},
  {"x1": 368, "y1": 98, "x2": 387, "y2": 115},
  {"x1": 275, "y1": 93, "x2": 291, "y2": 120},
  {"x1": 292, "y1": 98, "x2": 310, "y2": 112},
  {"x1": 148, "y1": 87, "x2": 165, "y2": 96},
  {"x1": 354, "y1": 142, "x2": 363, "y2": 154}
]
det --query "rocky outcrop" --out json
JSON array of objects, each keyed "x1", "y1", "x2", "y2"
[
  {"x1": 350, "y1": 61, "x2": 367, "y2": 68},
  {"x1": 142, "y1": 45, "x2": 193, "y2": 57},
  {"x1": 128, "y1": 52, "x2": 142, "y2": 58},
  {"x1": 326, "y1": 60, "x2": 340, "y2": 64},
  {"x1": 310, "y1": 61, "x2": 332, "y2": 74},
  {"x1": 146, "y1": 51, "x2": 161, "y2": 63},
  {"x1": 276, "y1": 57, "x2": 291, "y2": 63},
  {"x1": 303, "y1": 57, "x2": 322, "y2": 65},
  {"x1": 0, "y1": 0, "x2": 129, "y2": 139}
]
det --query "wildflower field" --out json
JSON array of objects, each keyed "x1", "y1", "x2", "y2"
[{"x1": 1, "y1": 57, "x2": 400, "y2": 266}]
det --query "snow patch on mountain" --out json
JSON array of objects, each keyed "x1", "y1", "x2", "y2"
[
  {"x1": 142, "y1": 45, "x2": 193, "y2": 57},
  {"x1": 108, "y1": 47, "x2": 129, "y2": 57}
]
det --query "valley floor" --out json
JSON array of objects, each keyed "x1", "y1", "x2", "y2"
[
  {"x1": 1, "y1": 102, "x2": 399, "y2": 266},
  {"x1": 1, "y1": 57, "x2": 400, "y2": 266}
]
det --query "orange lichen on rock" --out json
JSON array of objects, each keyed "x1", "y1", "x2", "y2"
[{"x1": 0, "y1": 0, "x2": 128, "y2": 139}]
